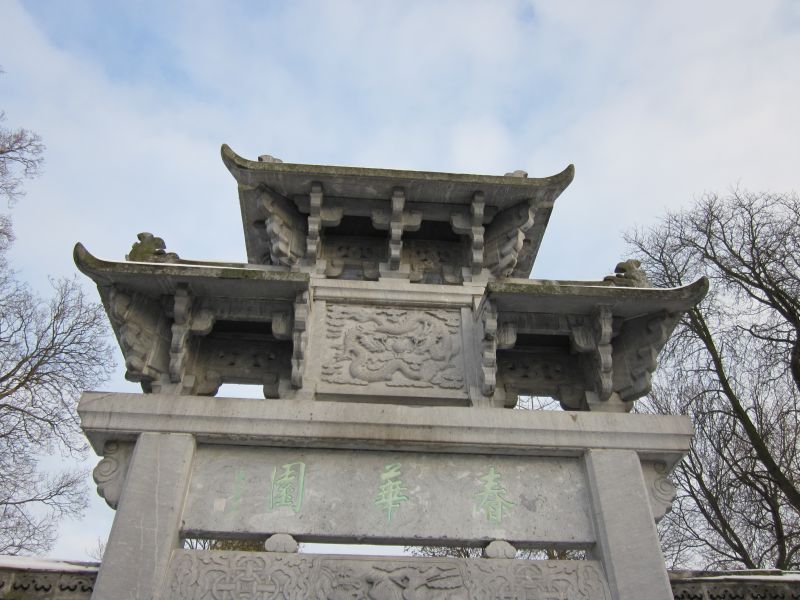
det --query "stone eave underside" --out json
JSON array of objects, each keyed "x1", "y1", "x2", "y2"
[
  {"x1": 222, "y1": 144, "x2": 574, "y2": 278},
  {"x1": 75, "y1": 242, "x2": 707, "y2": 409}
]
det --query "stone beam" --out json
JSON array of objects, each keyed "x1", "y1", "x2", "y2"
[{"x1": 78, "y1": 392, "x2": 693, "y2": 470}]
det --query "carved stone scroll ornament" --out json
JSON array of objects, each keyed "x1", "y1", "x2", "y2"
[
  {"x1": 93, "y1": 441, "x2": 134, "y2": 509},
  {"x1": 569, "y1": 307, "x2": 614, "y2": 405},
  {"x1": 103, "y1": 286, "x2": 171, "y2": 391},
  {"x1": 483, "y1": 199, "x2": 536, "y2": 277},
  {"x1": 641, "y1": 460, "x2": 678, "y2": 523},
  {"x1": 166, "y1": 551, "x2": 612, "y2": 599},
  {"x1": 322, "y1": 305, "x2": 464, "y2": 389}
]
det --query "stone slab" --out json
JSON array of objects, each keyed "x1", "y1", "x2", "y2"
[
  {"x1": 183, "y1": 446, "x2": 592, "y2": 546},
  {"x1": 585, "y1": 449, "x2": 674, "y2": 600},
  {"x1": 78, "y1": 392, "x2": 693, "y2": 469},
  {"x1": 162, "y1": 550, "x2": 611, "y2": 600},
  {"x1": 92, "y1": 433, "x2": 195, "y2": 600}
]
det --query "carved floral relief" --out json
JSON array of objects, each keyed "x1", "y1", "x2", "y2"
[{"x1": 166, "y1": 551, "x2": 612, "y2": 600}]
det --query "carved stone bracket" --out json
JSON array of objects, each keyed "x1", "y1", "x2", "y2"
[
  {"x1": 270, "y1": 311, "x2": 293, "y2": 340},
  {"x1": 251, "y1": 185, "x2": 307, "y2": 267},
  {"x1": 305, "y1": 182, "x2": 343, "y2": 267},
  {"x1": 291, "y1": 291, "x2": 310, "y2": 388},
  {"x1": 372, "y1": 188, "x2": 422, "y2": 273},
  {"x1": 613, "y1": 311, "x2": 681, "y2": 403},
  {"x1": 479, "y1": 300, "x2": 499, "y2": 396},
  {"x1": 168, "y1": 287, "x2": 215, "y2": 388},
  {"x1": 306, "y1": 183, "x2": 324, "y2": 262},
  {"x1": 483, "y1": 200, "x2": 536, "y2": 277},
  {"x1": 93, "y1": 441, "x2": 135, "y2": 509},
  {"x1": 104, "y1": 286, "x2": 171, "y2": 391},
  {"x1": 451, "y1": 191, "x2": 485, "y2": 278},
  {"x1": 641, "y1": 460, "x2": 678, "y2": 522},
  {"x1": 569, "y1": 306, "x2": 613, "y2": 403}
]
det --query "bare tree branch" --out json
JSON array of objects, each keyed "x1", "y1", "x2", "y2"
[
  {"x1": 627, "y1": 189, "x2": 800, "y2": 570},
  {"x1": 0, "y1": 93, "x2": 115, "y2": 555}
]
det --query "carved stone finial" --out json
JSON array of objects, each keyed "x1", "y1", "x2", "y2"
[
  {"x1": 126, "y1": 232, "x2": 180, "y2": 263},
  {"x1": 504, "y1": 170, "x2": 528, "y2": 178},
  {"x1": 264, "y1": 533, "x2": 299, "y2": 553},
  {"x1": 483, "y1": 539, "x2": 517, "y2": 558},
  {"x1": 604, "y1": 259, "x2": 651, "y2": 288},
  {"x1": 258, "y1": 154, "x2": 283, "y2": 163}
]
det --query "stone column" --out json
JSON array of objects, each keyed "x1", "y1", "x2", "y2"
[
  {"x1": 92, "y1": 433, "x2": 195, "y2": 600},
  {"x1": 584, "y1": 449, "x2": 673, "y2": 600}
]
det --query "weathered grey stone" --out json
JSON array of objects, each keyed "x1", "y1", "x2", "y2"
[
  {"x1": 584, "y1": 449, "x2": 674, "y2": 600},
  {"x1": 263, "y1": 534, "x2": 298, "y2": 553},
  {"x1": 163, "y1": 551, "x2": 612, "y2": 599},
  {"x1": 78, "y1": 392, "x2": 694, "y2": 473},
  {"x1": 483, "y1": 540, "x2": 517, "y2": 559},
  {"x1": 76, "y1": 151, "x2": 707, "y2": 600},
  {"x1": 183, "y1": 446, "x2": 592, "y2": 546},
  {"x1": 92, "y1": 433, "x2": 195, "y2": 600},
  {"x1": 78, "y1": 231, "x2": 706, "y2": 410},
  {"x1": 91, "y1": 441, "x2": 134, "y2": 509}
]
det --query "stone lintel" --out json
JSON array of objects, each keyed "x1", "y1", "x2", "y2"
[
  {"x1": 309, "y1": 276, "x2": 485, "y2": 308},
  {"x1": 78, "y1": 392, "x2": 692, "y2": 468}
]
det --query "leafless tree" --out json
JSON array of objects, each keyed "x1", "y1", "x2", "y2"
[
  {"x1": 627, "y1": 189, "x2": 800, "y2": 570},
  {"x1": 1, "y1": 90, "x2": 114, "y2": 554},
  {"x1": 0, "y1": 113, "x2": 44, "y2": 206}
]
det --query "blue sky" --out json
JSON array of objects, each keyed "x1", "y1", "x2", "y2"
[{"x1": 1, "y1": 0, "x2": 799, "y2": 560}]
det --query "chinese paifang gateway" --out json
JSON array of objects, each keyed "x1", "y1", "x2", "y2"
[
  {"x1": 75, "y1": 144, "x2": 707, "y2": 412},
  {"x1": 75, "y1": 147, "x2": 706, "y2": 600}
]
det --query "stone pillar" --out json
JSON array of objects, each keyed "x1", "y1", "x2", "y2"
[
  {"x1": 92, "y1": 433, "x2": 195, "y2": 600},
  {"x1": 584, "y1": 449, "x2": 673, "y2": 600}
]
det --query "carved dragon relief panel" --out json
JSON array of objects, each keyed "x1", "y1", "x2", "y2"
[
  {"x1": 166, "y1": 551, "x2": 612, "y2": 600},
  {"x1": 321, "y1": 305, "x2": 465, "y2": 391}
]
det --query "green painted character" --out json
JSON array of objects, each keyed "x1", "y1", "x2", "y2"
[
  {"x1": 268, "y1": 461, "x2": 306, "y2": 513},
  {"x1": 475, "y1": 466, "x2": 515, "y2": 523},
  {"x1": 374, "y1": 463, "x2": 409, "y2": 523}
]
